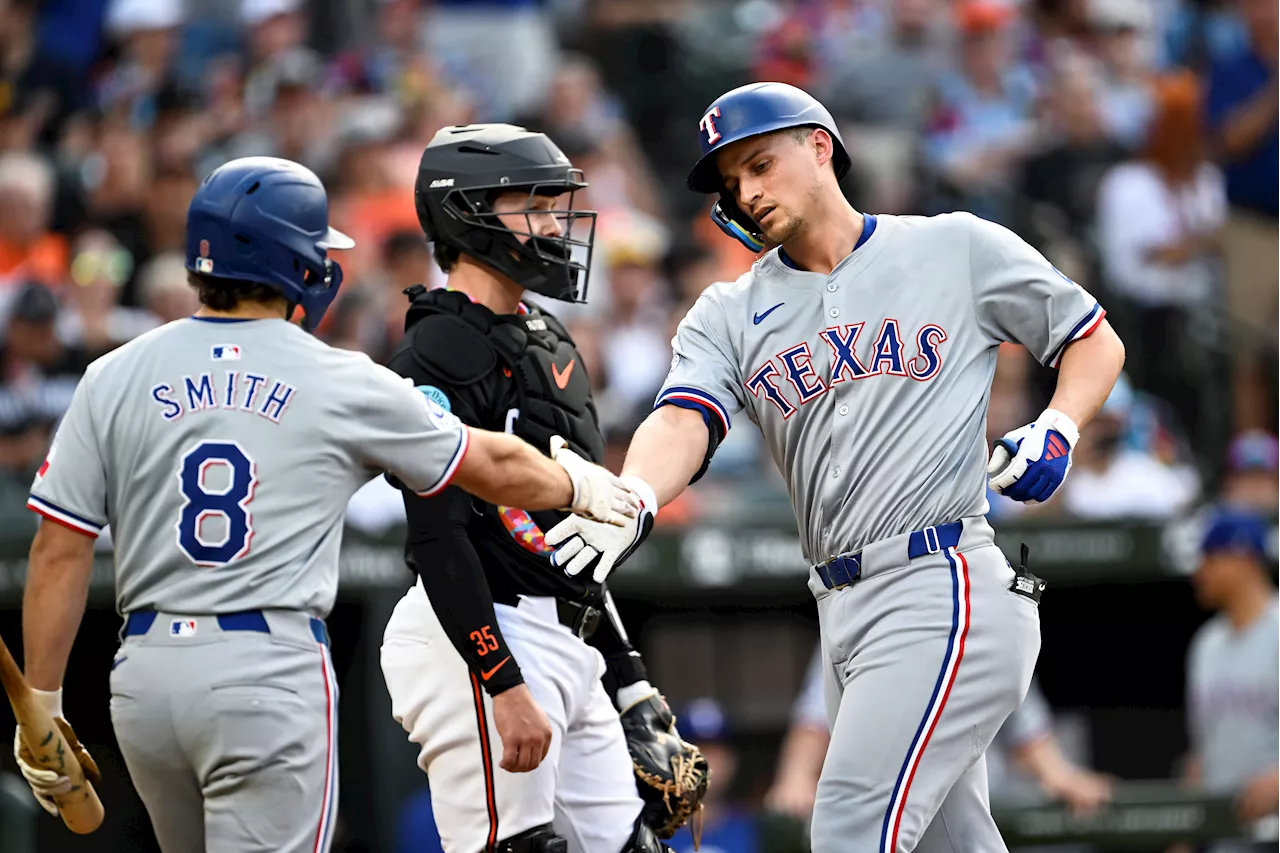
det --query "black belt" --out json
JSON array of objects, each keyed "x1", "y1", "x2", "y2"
[{"x1": 490, "y1": 587, "x2": 601, "y2": 640}]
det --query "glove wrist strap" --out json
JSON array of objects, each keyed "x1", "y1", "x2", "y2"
[
  {"x1": 620, "y1": 476, "x2": 658, "y2": 518},
  {"x1": 30, "y1": 687, "x2": 63, "y2": 719},
  {"x1": 1038, "y1": 408, "x2": 1080, "y2": 448}
]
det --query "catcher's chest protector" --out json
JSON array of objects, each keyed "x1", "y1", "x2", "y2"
[{"x1": 401, "y1": 286, "x2": 605, "y2": 464}]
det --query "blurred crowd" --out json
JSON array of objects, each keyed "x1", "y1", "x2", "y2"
[{"x1": 0, "y1": 0, "x2": 1275, "y2": 526}]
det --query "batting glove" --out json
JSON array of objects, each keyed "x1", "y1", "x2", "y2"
[
  {"x1": 546, "y1": 476, "x2": 656, "y2": 583},
  {"x1": 987, "y1": 409, "x2": 1080, "y2": 504},
  {"x1": 550, "y1": 436, "x2": 639, "y2": 527}
]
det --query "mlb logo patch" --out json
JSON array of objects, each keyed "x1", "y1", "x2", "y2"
[
  {"x1": 170, "y1": 619, "x2": 198, "y2": 637},
  {"x1": 211, "y1": 344, "x2": 242, "y2": 361}
]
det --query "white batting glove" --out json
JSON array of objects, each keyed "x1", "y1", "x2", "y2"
[
  {"x1": 546, "y1": 476, "x2": 656, "y2": 583},
  {"x1": 987, "y1": 408, "x2": 1080, "y2": 504},
  {"x1": 13, "y1": 687, "x2": 68, "y2": 817},
  {"x1": 550, "y1": 436, "x2": 638, "y2": 527}
]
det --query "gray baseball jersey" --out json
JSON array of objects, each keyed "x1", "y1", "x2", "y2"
[
  {"x1": 28, "y1": 316, "x2": 467, "y2": 619},
  {"x1": 1187, "y1": 597, "x2": 1279, "y2": 794},
  {"x1": 657, "y1": 212, "x2": 1103, "y2": 563}
]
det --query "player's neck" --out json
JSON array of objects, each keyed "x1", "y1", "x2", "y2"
[
  {"x1": 194, "y1": 298, "x2": 290, "y2": 321},
  {"x1": 781, "y1": 202, "x2": 864, "y2": 275},
  {"x1": 1224, "y1": 581, "x2": 1276, "y2": 632},
  {"x1": 446, "y1": 259, "x2": 525, "y2": 315}
]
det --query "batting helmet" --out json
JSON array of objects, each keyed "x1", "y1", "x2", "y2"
[
  {"x1": 185, "y1": 157, "x2": 353, "y2": 332},
  {"x1": 687, "y1": 82, "x2": 851, "y2": 252},
  {"x1": 415, "y1": 124, "x2": 597, "y2": 303}
]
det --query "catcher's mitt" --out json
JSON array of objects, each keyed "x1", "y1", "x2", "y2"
[{"x1": 620, "y1": 692, "x2": 711, "y2": 846}]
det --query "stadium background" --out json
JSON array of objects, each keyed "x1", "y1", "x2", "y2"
[{"x1": 0, "y1": 0, "x2": 1276, "y2": 850}]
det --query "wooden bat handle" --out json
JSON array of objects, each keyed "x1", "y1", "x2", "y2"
[{"x1": 0, "y1": 632, "x2": 104, "y2": 834}]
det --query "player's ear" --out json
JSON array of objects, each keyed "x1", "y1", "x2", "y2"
[{"x1": 812, "y1": 128, "x2": 834, "y2": 170}]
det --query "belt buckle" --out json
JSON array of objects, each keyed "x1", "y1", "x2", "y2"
[
  {"x1": 922, "y1": 526, "x2": 941, "y2": 555},
  {"x1": 821, "y1": 554, "x2": 858, "y2": 590}
]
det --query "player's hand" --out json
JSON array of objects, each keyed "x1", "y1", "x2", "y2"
[
  {"x1": 546, "y1": 476, "x2": 656, "y2": 583},
  {"x1": 14, "y1": 719, "x2": 102, "y2": 817},
  {"x1": 491, "y1": 684, "x2": 553, "y2": 774},
  {"x1": 1236, "y1": 766, "x2": 1279, "y2": 822},
  {"x1": 1041, "y1": 765, "x2": 1114, "y2": 817},
  {"x1": 549, "y1": 436, "x2": 638, "y2": 526},
  {"x1": 764, "y1": 776, "x2": 818, "y2": 820},
  {"x1": 987, "y1": 408, "x2": 1079, "y2": 503}
]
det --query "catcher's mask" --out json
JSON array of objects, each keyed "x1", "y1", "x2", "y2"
[{"x1": 415, "y1": 124, "x2": 597, "y2": 303}]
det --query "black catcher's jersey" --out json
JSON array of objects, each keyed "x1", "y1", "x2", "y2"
[{"x1": 386, "y1": 286, "x2": 605, "y2": 604}]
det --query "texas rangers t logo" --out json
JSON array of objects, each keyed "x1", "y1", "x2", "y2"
[{"x1": 700, "y1": 107, "x2": 722, "y2": 145}]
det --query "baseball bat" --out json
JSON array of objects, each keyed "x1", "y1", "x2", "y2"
[{"x1": 0, "y1": 632, "x2": 104, "y2": 834}]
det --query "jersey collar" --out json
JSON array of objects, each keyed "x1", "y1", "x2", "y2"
[{"x1": 778, "y1": 213, "x2": 878, "y2": 271}]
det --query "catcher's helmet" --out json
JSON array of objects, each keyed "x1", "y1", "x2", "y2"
[
  {"x1": 687, "y1": 82, "x2": 850, "y2": 252},
  {"x1": 415, "y1": 124, "x2": 597, "y2": 303},
  {"x1": 185, "y1": 157, "x2": 353, "y2": 331}
]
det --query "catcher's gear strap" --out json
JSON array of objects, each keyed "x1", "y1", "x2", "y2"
[
  {"x1": 623, "y1": 816, "x2": 677, "y2": 853},
  {"x1": 492, "y1": 823, "x2": 568, "y2": 853}
]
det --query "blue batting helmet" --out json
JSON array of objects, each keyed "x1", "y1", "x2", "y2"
[
  {"x1": 185, "y1": 157, "x2": 354, "y2": 331},
  {"x1": 687, "y1": 82, "x2": 851, "y2": 253}
]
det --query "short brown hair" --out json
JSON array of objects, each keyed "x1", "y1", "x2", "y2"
[
  {"x1": 433, "y1": 242, "x2": 460, "y2": 274},
  {"x1": 187, "y1": 271, "x2": 286, "y2": 312}
]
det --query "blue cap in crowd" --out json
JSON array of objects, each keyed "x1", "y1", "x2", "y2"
[
  {"x1": 1200, "y1": 509, "x2": 1269, "y2": 562},
  {"x1": 679, "y1": 698, "x2": 729, "y2": 744}
]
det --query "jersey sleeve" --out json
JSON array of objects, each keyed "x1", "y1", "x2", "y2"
[
  {"x1": 655, "y1": 290, "x2": 745, "y2": 441},
  {"x1": 27, "y1": 377, "x2": 108, "y2": 537},
  {"x1": 967, "y1": 214, "x2": 1106, "y2": 368},
  {"x1": 346, "y1": 359, "x2": 470, "y2": 497}
]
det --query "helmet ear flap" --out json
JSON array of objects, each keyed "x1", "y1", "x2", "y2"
[{"x1": 710, "y1": 196, "x2": 766, "y2": 253}]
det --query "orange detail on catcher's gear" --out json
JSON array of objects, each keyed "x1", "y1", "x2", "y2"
[
  {"x1": 551, "y1": 358, "x2": 575, "y2": 390},
  {"x1": 470, "y1": 673, "x2": 499, "y2": 848},
  {"x1": 480, "y1": 656, "x2": 512, "y2": 682}
]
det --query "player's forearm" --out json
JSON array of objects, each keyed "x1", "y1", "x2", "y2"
[
  {"x1": 621, "y1": 406, "x2": 709, "y2": 507},
  {"x1": 22, "y1": 522, "x2": 96, "y2": 692},
  {"x1": 1047, "y1": 319, "x2": 1125, "y2": 430},
  {"x1": 1218, "y1": 82, "x2": 1279, "y2": 160},
  {"x1": 454, "y1": 429, "x2": 574, "y2": 510},
  {"x1": 774, "y1": 724, "x2": 832, "y2": 788}
]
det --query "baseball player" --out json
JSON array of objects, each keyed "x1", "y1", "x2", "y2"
[
  {"x1": 547, "y1": 82, "x2": 1127, "y2": 853},
  {"x1": 13, "y1": 156, "x2": 637, "y2": 853},
  {"x1": 379, "y1": 124, "x2": 706, "y2": 853},
  {"x1": 1182, "y1": 508, "x2": 1278, "y2": 853}
]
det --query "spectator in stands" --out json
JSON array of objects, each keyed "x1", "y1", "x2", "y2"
[
  {"x1": 1058, "y1": 374, "x2": 1201, "y2": 519},
  {"x1": 0, "y1": 282, "x2": 85, "y2": 483},
  {"x1": 1221, "y1": 429, "x2": 1279, "y2": 514},
  {"x1": 1095, "y1": 71, "x2": 1225, "y2": 448},
  {"x1": 819, "y1": 0, "x2": 947, "y2": 213},
  {"x1": 0, "y1": 150, "x2": 64, "y2": 290},
  {"x1": 670, "y1": 698, "x2": 758, "y2": 853},
  {"x1": 135, "y1": 251, "x2": 197, "y2": 324},
  {"x1": 423, "y1": 0, "x2": 559, "y2": 121},
  {"x1": 1182, "y1": 509, "x2": 1278, "y2": 851},
  {"x1": 96, "y1": 0, "x2": 185, "y2": 130},
  {"x1": 1019, "y1": 49, "x2": 1127, "y2": 257},
  {"x1": 0, "y1": 0, "x2": 84, "y2": 149},
  {"x1": 594, "y1": 213, "x2": 672, "y2": 435},
  {"x1": 1204, "y1": 0, "x2": 1278, "y2": 434},
  {"x1": 326, "y1": 0, "x2": 426, "y2": 98},
  {"x1": 226, "y1": 47, "x2": 337, "y2": 176},
  {"x1": 59, "y1": 228, "x2": 156, "y2": 358},
  {"x1": 924, "y1": 0, "x2": 1038, "y2": 224},
  {"x1": 241, "y1": 0, "x2": 316, "y2": 118},
  {"x1": 1089, "y1": 0, "x2": 1157, "y2": 150}
]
